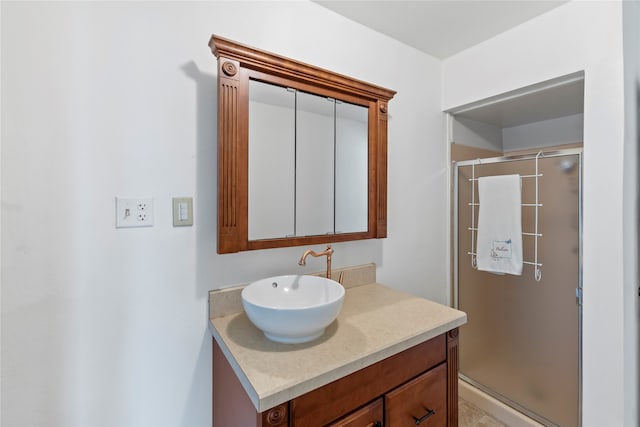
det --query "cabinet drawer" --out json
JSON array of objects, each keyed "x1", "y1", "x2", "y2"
[
  {"x1": 385, "y1": 363, "x2": 447, "y2": 427},
  {"x1": 327, "y1": 399, "x2": 383, "y2": 427}
]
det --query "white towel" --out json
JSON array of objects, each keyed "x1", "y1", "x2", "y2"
[{"x1": 476, "y1": 174, "x2": 523, "y2": 276}]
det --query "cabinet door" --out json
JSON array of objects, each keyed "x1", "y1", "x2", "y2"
[
  {"x1": 328, "y1": 399, "x2": 383, "y2": 427},
  {"x1": 385, "y1": 363, "x2": 447, "y2": 427}
]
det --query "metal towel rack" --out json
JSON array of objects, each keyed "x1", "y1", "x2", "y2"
[{"x1": 467, "y1": 152, "x2": 543, "y2": 281}]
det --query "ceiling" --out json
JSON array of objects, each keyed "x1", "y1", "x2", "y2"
[
  {"x1": 314, "y1": 0, "x2": 582, "y2": 124},
  {"x1": 314, "y1": 1, "x2": 567, "y2": 59}
]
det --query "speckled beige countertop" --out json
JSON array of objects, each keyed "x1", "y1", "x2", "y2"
[{"x1": 208, "y1": 264, "x2": 467, "y2": 413}]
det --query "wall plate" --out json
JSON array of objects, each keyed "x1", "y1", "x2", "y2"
[
  {"x1": 172, "y1": 197, "x2": 193, "y2": 226},
  {"x1": 115, "y1": 197, "x2": 154, "y2": 228}
]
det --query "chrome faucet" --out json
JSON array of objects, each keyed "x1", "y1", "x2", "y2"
[{"x1": 298, "y1": 245, "x2": 334, "y2": 280}]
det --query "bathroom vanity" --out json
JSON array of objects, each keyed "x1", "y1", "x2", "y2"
[
  {"x1": 209, "y1": 36, "x2": 465, "y2": 426},
  {"x1": 209, "y1": 264, "x2": 467, "y2": 426}
]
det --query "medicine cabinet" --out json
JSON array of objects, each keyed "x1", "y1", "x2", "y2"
[{"x1": 209, "y1": 35, "x2": 396, "y2": 253}]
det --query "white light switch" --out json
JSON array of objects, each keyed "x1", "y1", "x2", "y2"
[
  {"x1": 172, "y1": 197, "x2": 193, "y2": 226},
  {"x1": 116, "y1": 197, "x2": 154, "y2": 228},
  {"x1": 178, "y1": 202, "x2": 188, "y2": 221}
]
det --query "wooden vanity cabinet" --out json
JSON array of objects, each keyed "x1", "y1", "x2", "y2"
[{"x1": 212, "y1": 328, "x2": 460, "y2": 427}]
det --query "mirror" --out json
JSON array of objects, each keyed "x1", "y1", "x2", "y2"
[
  {"x1": 248, "y1": 81, "x2": 295, "y2": 240},
  {"x1": 210, "y1": 35, "x2": 395, "y2": 253},
  {"x1": 248, "y1": 80, "x2": 369, "y2": 240},
  {"x1": 335, "y1": 99, "x2": 369, "y2": 233}
]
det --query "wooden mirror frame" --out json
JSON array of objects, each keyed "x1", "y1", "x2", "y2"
[{"x1": 209, "y1": 35, "x2": 396, "y2": 254}]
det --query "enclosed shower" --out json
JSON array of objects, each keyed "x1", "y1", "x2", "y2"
[{"x1": 453, "y1": 149, "x2": 582, "y2": 427}]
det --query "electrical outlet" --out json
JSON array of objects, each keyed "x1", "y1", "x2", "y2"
[{"x1": 116, "y1": 197, "x2": 154, "y2": 228}]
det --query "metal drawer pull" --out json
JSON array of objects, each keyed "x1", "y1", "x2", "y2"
[
  {"x1": 373, "y1": 422, "x2": 382, "y2": 427},
  {"x1": 413, "y1": 408, "x2": 435, "y2": 425}
]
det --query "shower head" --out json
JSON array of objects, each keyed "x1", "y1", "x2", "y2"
[{"x1": 557, "y1": 158, "x2": 577, "y2": 173}]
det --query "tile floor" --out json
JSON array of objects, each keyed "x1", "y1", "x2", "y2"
[{"x1": 459, "y1": 398, "x2": 507, "y2": 427}]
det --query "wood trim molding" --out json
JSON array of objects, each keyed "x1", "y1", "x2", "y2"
[
  {"x1": 261, "y1": 404, "x2": 288, "y2": 427},
  {"x1": 447, "y1": 328, "x2": 460, "y2": 427},
  {"x1": 376, "y1": 100, "x2": 388, "y2": 237},
  {"x1": 210, "y1": 35, "x2": 395, "y2": 102},
  {"x1": 216, "y1": 57, "x2": 248, "y2": 253}
]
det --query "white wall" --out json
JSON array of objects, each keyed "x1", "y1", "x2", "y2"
[
  {"x1": 452, "y1": 117, "x2": 503, "y2": 151},
  {"x1": 622, "y1": 1, "x2": 640, "y2": 426},
  {"x1": 502, "y1": 113, "x2": 583, "y2": 152},
  {"x1": 443, "y1": 1, "x2": 628, "y2": 425},
  {"x1": 1, "y1": 1, "x2": 444, "y2": 426}
]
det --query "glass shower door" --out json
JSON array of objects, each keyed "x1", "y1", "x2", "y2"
[{"x1": 455, "y1": 152, "x2": 581, "y2": 427}]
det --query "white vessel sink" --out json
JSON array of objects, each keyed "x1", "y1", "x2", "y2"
[{"x1": 241, "y1": 275, "x2": 345, "y2": 344}]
